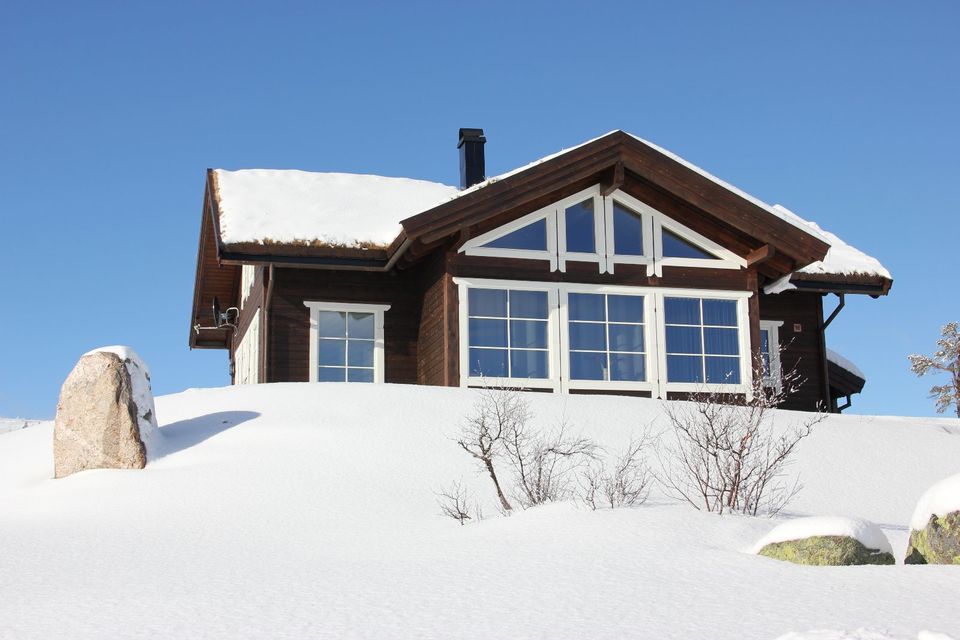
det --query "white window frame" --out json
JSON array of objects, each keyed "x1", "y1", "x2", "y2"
[
  {"x1": 559, "y1": 283, "x2": 659, "y2": 393},
  {"x1": 759, "y1": 320, "x2": 784, "y2": 391},
  {"x1": 460, "y1": 207, "x2": 559, "y2": 271},
  {"x1": 455, "y1": 279, "x2": 560, "y2": 391},
  {"x1": 656, "y1": 292, "x2": 753, "y2": 395},
  {"x1": 460, "y1": 185, "x2": 746, "y2": 277},
  {"x1": 454, "y1": 277, "x2": 753, "y2": 398},
  {"x1": 304, "y1": 301, "x2": 390, "y2": 384}
]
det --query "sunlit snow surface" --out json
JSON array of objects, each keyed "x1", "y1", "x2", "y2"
[{"x1": 1, "y1": 383, "x2": 957, "y2": 639}]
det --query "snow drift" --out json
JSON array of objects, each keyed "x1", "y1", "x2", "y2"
[{"x1": 1, "y1": 383, "x2": 958, "y2": 639}]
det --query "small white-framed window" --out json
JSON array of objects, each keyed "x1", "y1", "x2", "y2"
[
  {"x1": 304, "y1": 301, "x2": 390, "y2": 383},
  {"x1": 759, "y1": 320, "x2": 784, "y2": 390}
]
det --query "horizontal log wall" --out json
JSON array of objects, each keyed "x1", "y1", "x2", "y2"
[{"x1": 759, "y1": 291, "x2": 827, "y2": 410}]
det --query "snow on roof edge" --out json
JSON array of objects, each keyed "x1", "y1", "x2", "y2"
[{"x1": 826, "y1": 348, "x2": 866, "y2": 380}]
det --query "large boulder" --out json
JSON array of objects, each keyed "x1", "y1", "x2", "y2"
[
  {"x1": 53, "y1": 346, "x2": 159, "y2": 478},
  {"x1": 905, "y1": 474, "x2": 960, "y2": 564},
  {"x1": 754, "y1": 516, "x2": 895, "y2": 566}
]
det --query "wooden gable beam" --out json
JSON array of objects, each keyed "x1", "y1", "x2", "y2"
[
  {"x1": 746, "y1": 244, "x2": 776, "y2": 266},
  {"x1": 601, "y1": 160, "x2": 624, "y2": 196}
]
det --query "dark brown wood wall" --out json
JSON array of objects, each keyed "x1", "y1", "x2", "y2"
[
  {"x1": 417, "y1": 252, "x2": 448, "y2": 386},
  {"x1": 267, "y1": 266, "x2": 425, "y2": 384},
  {"x1": 758, "y1": 291, "x2": 828, "y2": 410}
]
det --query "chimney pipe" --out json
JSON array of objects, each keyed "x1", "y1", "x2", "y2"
[{"x1": 458, "y1": 128, "x2": 486, "y2": 189}]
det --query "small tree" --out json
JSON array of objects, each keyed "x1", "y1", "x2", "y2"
[
  {"x1": 501, "y1": 418, "x2": 597, "y2": 509},
  {"x1": 656, "y1": 356, "x2": 825, "y2": 516},
  {"x1": 436, "y1": 481, "x2": 482, "y2": 525},
  {"x1": 580, "y1": 437, "x2": 653, "y2": 510},
  {"x1": 908, "y1": 321, "x2": 960, "y2": 418},
  {"x1": 456, "y1": 386, "x2": 530, "y2": 512}
]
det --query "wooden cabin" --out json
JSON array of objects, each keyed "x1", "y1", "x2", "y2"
[{"x1": 189, "y1": 129, "x2": 891, "y2": 412}]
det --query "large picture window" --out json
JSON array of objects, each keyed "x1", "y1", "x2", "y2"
[
  {"x1": 455, "y1": 278, "x2": 751, "y2": 396},
  {"x1": 466, "y1": 287, "x2": 551, "y2": 381},
  {"x1": 567, "y1": 293, "x2": 646, "y2": 382},
  {"x1": 664, "y1": 297, "x2": 741, "y2": 385},
  {"x1": 305, "y1": 301, "x2": 390, "y2": 384}
]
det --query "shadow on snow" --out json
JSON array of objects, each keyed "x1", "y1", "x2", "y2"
[{"x1": 153, "y1": 410, "x2": 260, "y2": 459}]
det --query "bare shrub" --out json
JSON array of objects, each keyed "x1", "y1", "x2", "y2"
[
  {"x1": 436, "y1": 481, "x2": 482, "y2": 525},
  {"x1": 502, "y1": 417, "x2": 597, "y2": 509},
  {"x1": 580, "y1": 437, "x2": 653, "y2": 510},
  {"x1": 456, "y1": 386, "x2": 531, "y2": 512},
  {"x1": 656, "y1": 358, "x2": 825, "y2": 516}
]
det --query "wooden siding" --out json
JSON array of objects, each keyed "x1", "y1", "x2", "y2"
[
  {"x1": 417, "y1": 253, "x2": 447, "y2": 386},
  {"x1": 267, "y1": 266, "x2": 425, "y2": 384},
  {"x1": 758, "y1": 291, "x2": 828, "y2": 410}
]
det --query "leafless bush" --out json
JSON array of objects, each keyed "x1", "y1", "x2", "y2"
[
  {"x1": 436, "y1": 481, "x2": 482, "y2": 525},
  {"x1": 580, "y1": 437, "x2": 653, "y2": 510},
  {"x1": 502, "y1": 417, "x2": 597, "y2": 509},
  {"x1": 656, "y1": 357, "x2": 825, "y2": 516},
  {"x1": 456, "y1": 385, "x2": 531, "y2": 512}
]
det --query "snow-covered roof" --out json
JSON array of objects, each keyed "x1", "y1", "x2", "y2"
[
  {"x1": 213, "y1": 169, "x2": 459, "y2": 248},
  {"x1": 210, "y1": 133, "x2": 889, "y2": 286},
  {"x1": 826, "y1": 348, "x2": 866, "y2": 380}
]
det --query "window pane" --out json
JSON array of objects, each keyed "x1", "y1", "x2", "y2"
[
  {"x1": 510, "y1": 290, "x2": 549, "y2": 319},
  {"x1": 469, "y1": 348, "x2": 508, "y2": 377},
  {"x1": 662, "y1": 228, "x2": 714, "y2": 259},
  {"x1": 318, "y1": 367, "x2": 345, "y2": 382},
  {"x1": 569, "y1": 293, "x2": 605, "y2": 321},
  {"x1": 347, "y1": 368, "x2": 374, "y2": 383},
  {"x1": 607, "y1": 295, "x2": 644, "y2": 323},
  {"x1": 484, "y1": 218, "x2": 547, "y2": 250},
  {"x1": 347, "y1": 313, "x2": 375, "y2": 339},
  {"x1": 664, "y1": 298, "x2": 700, "y2": 325},
  {"x1": 762, "y1": 353, "x2": 772, "y2": 377},
  {"x1": 468, "y1": 288, "x2": 507, "y2": 317},
  {"x1": 706, "y1": 357, "x2": 740, "y2": 384},
  {"x1": 666, "y1": 326, "x2": 702, "y2": 354},
  {"x1": 570, "y1": 351, "x2": 607, "y2": 380},
  {"x1": 468, "y1": 318, "x2": 507, "y2": 347},
  {"x1": 610, "y1": 353, "x2": 645, "y2": 381},
  {"x1": 667, "y1": 355, "x2": 703, "y2": 383},
  {"x1": 703, "y1": 328, "x2": 739, "y2": 356},
  {"x1": 613, "y1": 203, "x2": 644, "y2": 256},
  {"x1": 702, "y1": 299, "x2": 737, "y2": 326},
  {"x1": 760, "y1": 329, "x2": 770, "y2": 355},
  {"x1": 569, "y1": 322, "x2": 606, "y2": 351},
  {"x1": 318, "y1": 311, "x2": 346, "y2": 338},
  {"x1": 609, "y1": 324, "x2": 644, "y2": 353},
  {"x1": 565, "y1": 200, "x2": 595, "y2": 253},
  {"x1": 318, "y1": 338, "x2": 346, "y2": 366},
  {"x1": 510, "y1": 350, "x2": 549, "y2": 379},
  {"x1": 348, "y1": 340, "x2": 374, "y2": 367},
  {"x1": 510, "y1": 320, "x2": 548, "y2": 349}
]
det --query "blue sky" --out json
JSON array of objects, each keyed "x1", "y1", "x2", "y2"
[{"x1": 1, "y1": 1, "x2": 957, "y2": 419}]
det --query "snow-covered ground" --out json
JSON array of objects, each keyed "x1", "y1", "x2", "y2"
[
  {"x1": 0, "y1": 417, "x2": 47, "y2": 435},
  {"x1": 1, "y1": 383, "x2": 958, "y2": 639}
]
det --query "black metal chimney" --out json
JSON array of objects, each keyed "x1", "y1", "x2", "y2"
[{"x1": 458, "y1": 128, "x2": 486, "y2": 189}]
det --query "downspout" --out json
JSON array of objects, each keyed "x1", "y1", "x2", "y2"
[
  {"x1": 263, "y1": 265, "x2": 275, "y2": 383},
  {"x1": 820, "y1": 293, "x2": 846, "y2": 412}
]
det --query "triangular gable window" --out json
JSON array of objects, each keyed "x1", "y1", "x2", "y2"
[
  {"x1": 661, "y1": 228, "x2": 717, "y2": 260},
  {"x1": 482, "y1": 218, "x2": 547, "y2": 251},
  {"x1": 460, "y1": 186, "x2": 745, "y2": 276}
]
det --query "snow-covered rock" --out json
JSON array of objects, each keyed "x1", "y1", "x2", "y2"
[
  {"x1": 53, "y1": 347, "x2": 159, "y2": 477},
  {"x1": 905, "y1": 473, "x2": 960, "y2": 564},
  {"x1": 753, "y1": 516, "x2": 894, "y2": 565}
]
